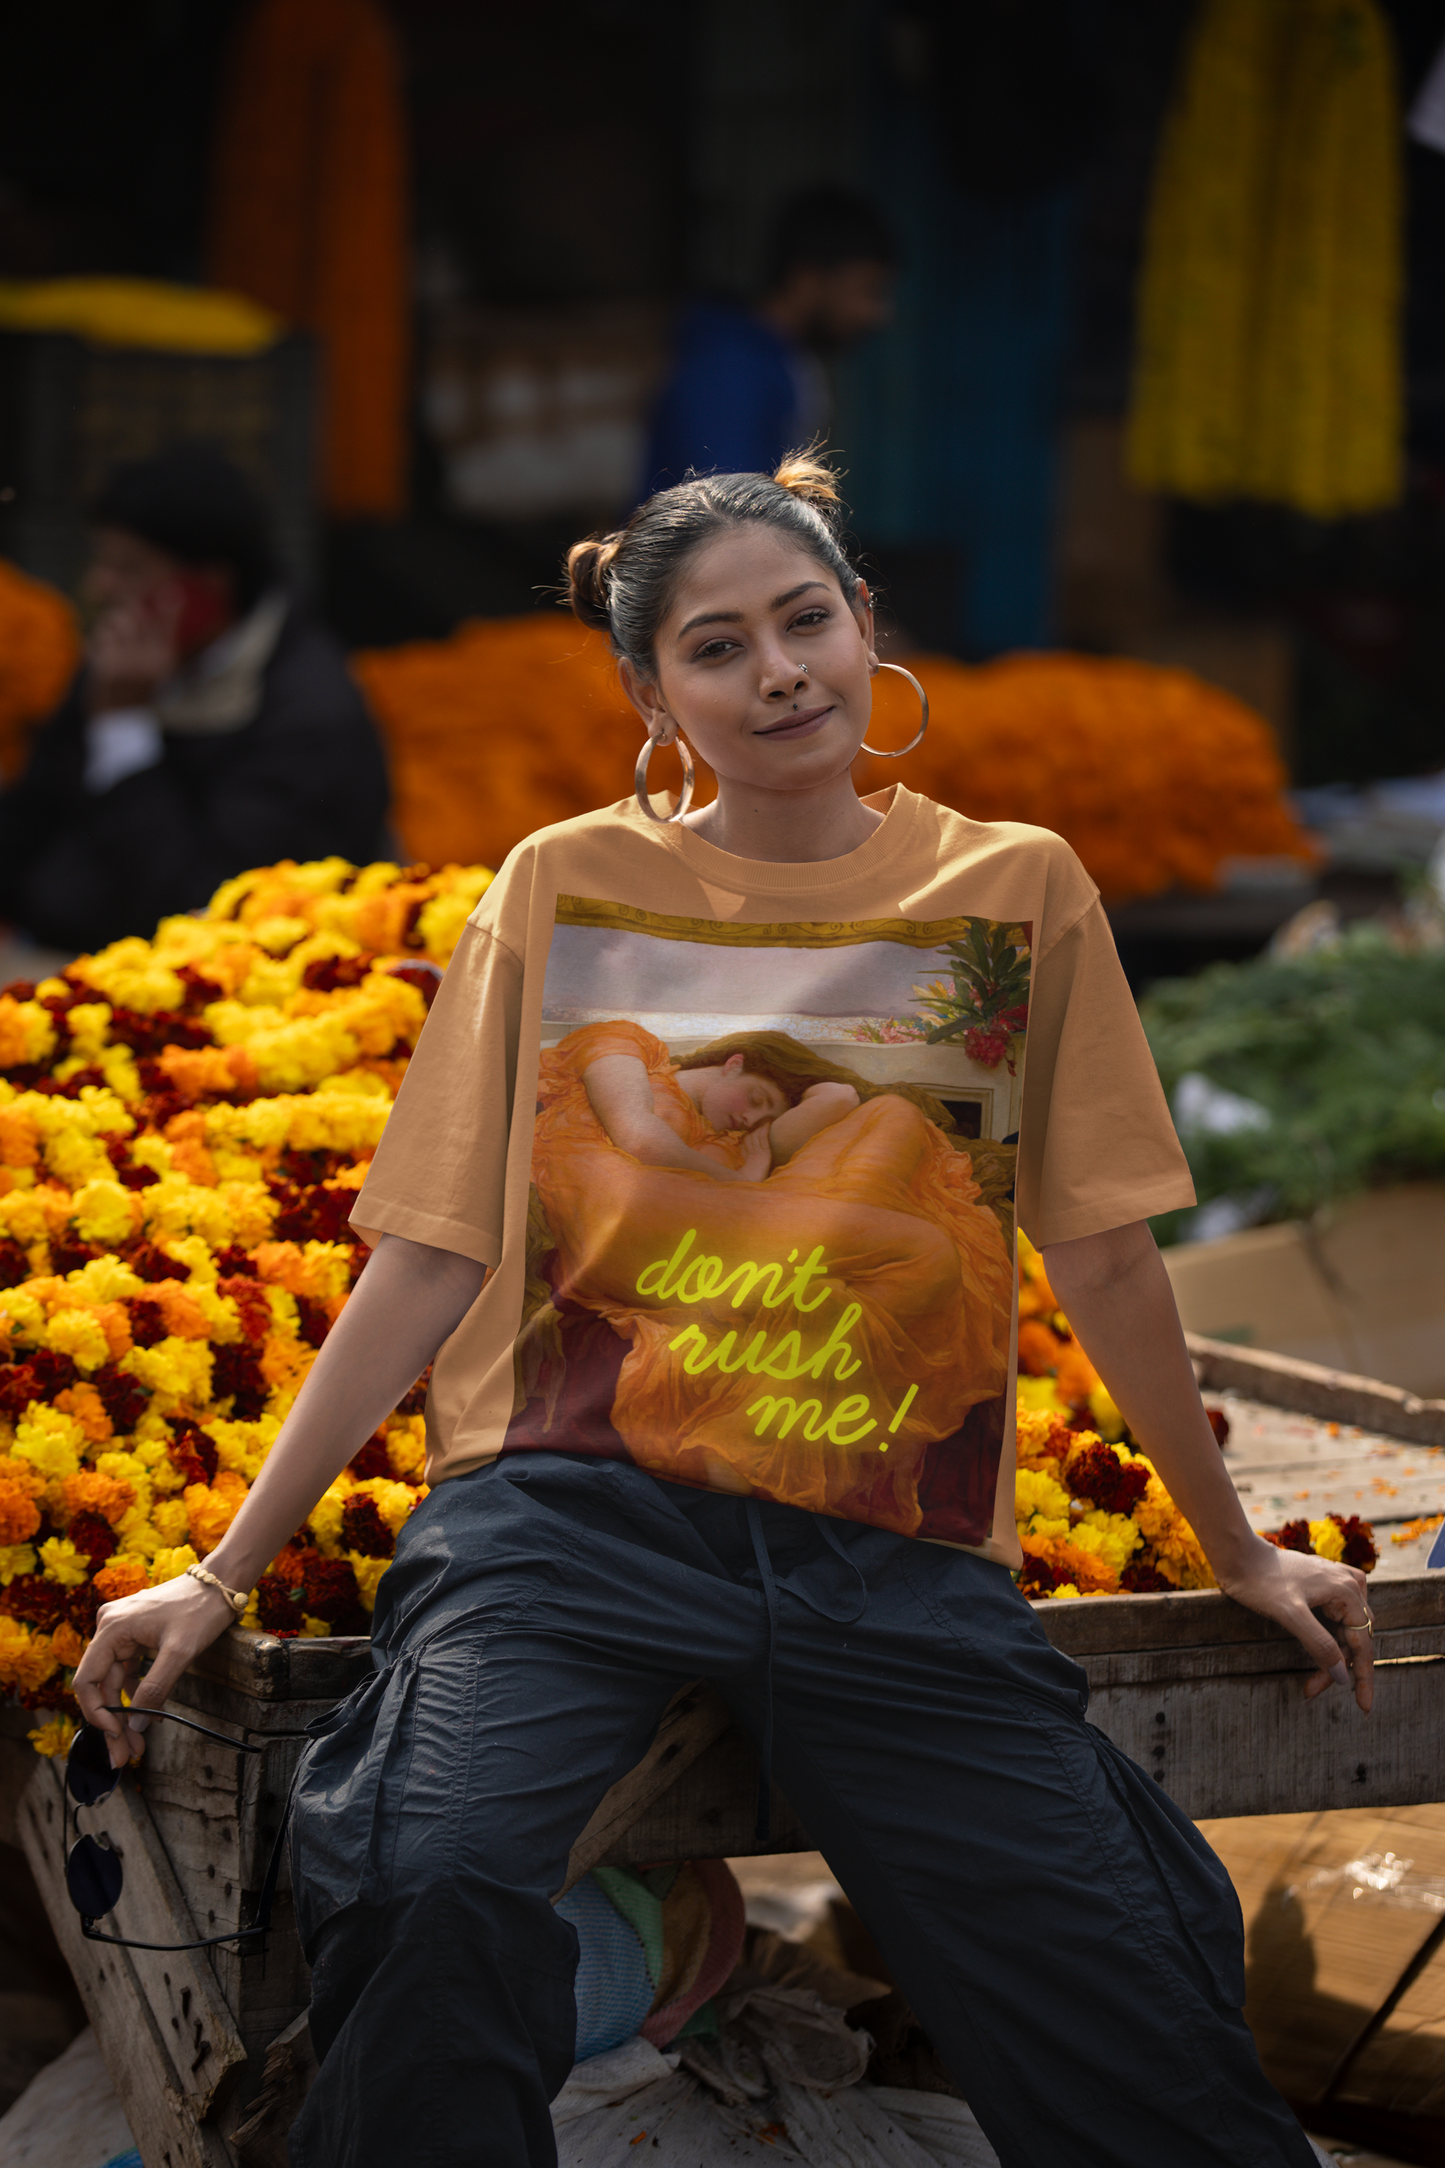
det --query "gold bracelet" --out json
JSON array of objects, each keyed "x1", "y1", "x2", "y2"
[{"x1": 184, "y1": 1562, "x2": 249, "y2": 1617}]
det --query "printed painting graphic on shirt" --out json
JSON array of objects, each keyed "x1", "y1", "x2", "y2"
[{"x1": 504, "y1": 897, "x2": 1030, "y2": 1548}]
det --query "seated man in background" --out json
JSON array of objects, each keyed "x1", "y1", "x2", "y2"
[
  {"x1": 642, "y1": 185, "x2": 898, "y2": 494},
  {"x1": 0, "y1": 442, "x2": 391, "y2": 954}
]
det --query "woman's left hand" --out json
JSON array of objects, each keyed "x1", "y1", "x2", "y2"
[
  {"x1": 735, "y1": 1123, "x2": 774, "y2": 1180},
  {"x1": 1215, "y1": 1541, "x2": 1374, "y2": 1712}
]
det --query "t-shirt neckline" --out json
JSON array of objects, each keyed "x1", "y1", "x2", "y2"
[{"x1": 655, "y1": 783, "x2": 922, "y2": 895}]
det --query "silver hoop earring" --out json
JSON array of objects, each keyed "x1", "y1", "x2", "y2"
[
  {"x1": 634, "y1": 732, "x2": 696, "y2": 825},
  {"x1": 861, "y1": 662, "x2": 929, "y2": 757}
]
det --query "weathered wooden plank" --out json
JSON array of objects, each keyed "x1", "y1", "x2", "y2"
[
  {"x1": 18, "y1": 1758, "x2": 239, "y2": 2168},
  {"x1": 1036, "y1": 1574, "x2": 1445, "y2": 1659},
  {"x1": 185, "y1": 1631, "x2": 371, "y2": 1706},
  {"x1": 560, "y1": 1684, "x2": 735, "y2": 1895},
  {"x1": 602, "y1": 1727, "x2": 810, "y2": 1865},
  {"x1": 1091, "y1": 1654, "x2": 1445, "y2": 1819},
  {"x1": 1188, "y1": 1334, "x2": 1445, "y2": 1450}
]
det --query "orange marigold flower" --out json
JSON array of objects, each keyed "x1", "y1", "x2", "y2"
[
  {"x1": 0, "y1": 1483, "x2": 41, "y2": 1545},
  {"x1": 1017, "y1": 1320, "x2": 1066, "y2": 1377},
  {"x1": 53, "y1": 1383, "x2": 115, "y2": 1444},
  {"x1": 51, "y1": 1621, "x2": 87, "y2": 1668},
  {"x1": 183, "y1": 1470, "x2": 249, "y2": 1555},
  {"x1": 59, "y1": 1469, "x2": 136, "y2": 1530},
  {"x1": 93, "y1": 1555, "x2": 150, "y2": 1604},
  {"x1": 0, "y1": 1457, "x2": 47, "y2": 1502}
]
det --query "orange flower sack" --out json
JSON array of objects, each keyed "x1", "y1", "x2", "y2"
[{"x1": 0, "y1": 561, "x2": 79, "y2": 784}]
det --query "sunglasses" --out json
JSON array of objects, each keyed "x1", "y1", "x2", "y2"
[{"x1": 66, "y1": 1706, "x2": 291, "y2": 1952}]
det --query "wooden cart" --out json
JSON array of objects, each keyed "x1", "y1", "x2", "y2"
[{"x1": 15, "y1": 1335, "x2": 1445, "y2": 2167}]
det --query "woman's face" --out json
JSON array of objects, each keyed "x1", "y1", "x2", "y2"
[
  {"x1": 625, "y1": 528, "x2": 877, "y2": 796},
  {"x1": 679, "y1": 1052, "x2": 789, "y2": 1134}
]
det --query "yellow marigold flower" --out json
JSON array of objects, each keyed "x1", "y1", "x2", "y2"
[
  {"x1": 138, "y1": 1172, "x2": 240, "y2": 1249},
  {"x1": 0, "y1": 1543, "x2": 38, "y2": 1584},
  {"x1": 299, "y1": 1614, "x2": 334, "y2": 1638},
  {"x1": 417, "y1": 876, "x2": 491, "y2": 965},
  {"x1": 217, "y1": 1181, "x2": 276, "y2": 1249},
  {"x1": 69, "y1": 937, "x2": 183, "y2": 1014},
  {"x1": 1309, "y1": 1517, "x2": 1347, "y2": 1562},
  {"x1": 0, "y1": 1194, "x2": 57, "y2": 1255},
  {"x1": 39, "y1": 1535, "x2": 90, "y2": 1586},
  {"x1": 208, "y1": 1416, "x2": 278, "y2": 1482},
  {"x1": 384, "y1": 1416, "x2": 426, "y2": 1482},
  {"x1": 151, "y1": 1544, "x2": 200, "y2": 1583},
  {"x1": 14, "y1": 1404, "x2": 85, "y2": 1481},
  {"x1": 64, "y1": 1255, "x2": 144, "y2": 1303},
  {"x1": 122, "y1": 1335, "x2": 213, "y2": 1408},
  {"x1": 1086, "y1": 1382, "x2": 1126, "y2": 1443},
  {"x1": 152, "y1": 1498, "x2": 194, "y2": 1547},
  {"x1": 308, "y1": 1480, "x2": 352, "y2": 1557},
  {"x1": 27, "y1": 1715, "x2": 77, "y2": 1758},
  {"x1": 45, "y1": 1130, "x2": 111, "y2": 1191},
  {"x1": 0, "y1": 997, "x2": 57, "y2": 1069},
  {"x1": 1016, "y1": 1374, "x2": 1071, "y2": 1421},
  {"x1": 65, "y1": 1002, "x2": 112, "y2": 1060},
  {"x1": 348, "y1": 1554, "x2": 391, "y2": 1613},
  {"x1": 1015, "y1": 1466, "x2": 1072, "y2": 1526},
  {"x1": 0, "y1": 1284, "x2": 48, "y2": 1345},
  {"x1": 1073, "y1": 1511, "x2": 1144, "y2": 1574},
  {"x1": 1133, "y1": 1466, "x2": 1216, "y2": 1589},
  {"x1": 1052, "y1": 1584, "x2": 1082, "y2": 1601},
  {"x1": 97, "y1": 1042, "x2": 144, "y2": 1104},
  {"x1": 44, "y1": 1305, "x2": 112, "y2": 1373},
  {"x1": 71, "y1": 1176, "x2": 139, "y2": 1250}
]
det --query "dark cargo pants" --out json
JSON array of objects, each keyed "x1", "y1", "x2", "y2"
[{"x1": 287, "y1": 1451, "x2": 1317, "y2": 2168}]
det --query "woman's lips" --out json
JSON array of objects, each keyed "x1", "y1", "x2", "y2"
[{"x1": 754, "y1": 704, "x2": 834, "y2": 740}]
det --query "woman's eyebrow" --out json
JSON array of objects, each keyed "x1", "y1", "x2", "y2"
[{"x1": 675, "y1": 581, "x2": 829, "y2": 640}]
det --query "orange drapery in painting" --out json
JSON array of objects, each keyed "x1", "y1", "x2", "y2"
[{"x1": 209, "y1": 0, "x2": 410, "y2": 517}]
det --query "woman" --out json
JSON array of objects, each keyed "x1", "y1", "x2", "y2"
[
  {"x1": 76, "y1": 456, "x2": 1370, "y2": 2168},
  {"x1": 521, "y1": 1020, "x2": 1012, "y2": 1527}
]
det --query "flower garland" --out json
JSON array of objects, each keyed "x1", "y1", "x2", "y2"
[
  {"x1": 1128, "y1": 0, "x2": 1401, "y2": 517},
  {"x1": 356, "y1": 614, "x2": 1312, "y2": 904},
  {"x1": 1011, "y1": 1231, "x2": 1377, "y2": 1599},
  {"x1": 0, "y1": 558, "x2": 79, "y2": 785},
  {"x1": 0, "y1": 858, "x2": 491, "y2": 1756}
]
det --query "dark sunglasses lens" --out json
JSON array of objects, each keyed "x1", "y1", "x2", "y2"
[
  {"x1": 66, "y1": 1835, "x2": 123, "y2": 1920},
  {"x1": 66, "y1": 1725, "x2": 121, "y2": 1806}
]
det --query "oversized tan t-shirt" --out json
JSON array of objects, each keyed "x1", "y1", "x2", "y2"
[{"x1": 352, "y1": 785, "x2": 1194, "y2": 1565}]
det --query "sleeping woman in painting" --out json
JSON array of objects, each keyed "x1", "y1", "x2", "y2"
[{"x1": 506, "y1": 1018, "x2": 1014, "y2": 1542}]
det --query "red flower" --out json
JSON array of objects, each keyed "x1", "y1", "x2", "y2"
[
  {"x1": 962, "y1": 1026, "x2": 1011, "y2": 1070},
  {"x1": 67, "y1": 1512, "x2": 118, "y2": 1569},
  {"x1": 1264, "y1": 1520, "x2": 1314, "y2": 1554},
  {"x1": 348, "y1": 1431, "x2": 393, "y2": 1481},
  {"x1": 211, "y1": 1342, "x2": 268, "y2": 1421},
  {"x1": 1016, "y1": 1553, "x2": 1063, "y2": 1599},
  {"x1": 90, "y1": 1362, "x2": 150, "y2": 1431},
  {"x1": 219, "y1": 1275, "x2": 272, "y2": 1346},
  {"x1": 298, "y1": 1556, "x2": 369, "y2": 1637},
  {"x1": 0, "y1": 1239, "x2": 30, "y2": 1290},
  {"x1": 1335, "y1": 1515, "x2": 1378, "y2": 1572},
  {"x1": 167, "y1": 1417, "x2": 218, "y2": 1487},
  {"x1": 0, "y1": 1576, "x2": 68, "y2": 1629},
  {"x1": 397, "y1": 1367, "x2": 430, "y2": 1417},
  {"x1": 255, "y1": 1572, "x2": 305, "y2": 1635},
  {"x1": 1064, "y1": 1441, "x2": 1150, "y2": 1517},
  {"x1": 122, "y1": 1240, "x2": 189, "y2": 1285},
  {"x1": 1, "y1": 1351, "x2": 80, "y2": 1419},
  {"x1": 340, "y1": 1495, "x2": 394, "y2": 1558},
  {"x1": 127, "y1": 1297, "x2": 167, "y2": 1349},
  {"x1": 1121, "y1": 1557, "x2": 1174, "y2": 1592}
]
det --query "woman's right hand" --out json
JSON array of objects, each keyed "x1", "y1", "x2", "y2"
[{"x1": 73, "y1": 1574, "x2": 240, "y2": 1769}]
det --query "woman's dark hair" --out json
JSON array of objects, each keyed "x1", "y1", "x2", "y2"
[
  {"x1": 91, "y1": 441, "x2": 278, "y2": 613},
  {"x1": 565, "y1": 453, "x2": 861, "y2": 678}
]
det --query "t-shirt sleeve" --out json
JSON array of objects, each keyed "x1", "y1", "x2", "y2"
[
  {"x1": 1014, "y1": 898, "x2": 1195, "y2": 1247},
  {"x1": 349, "y1": 919, "x2": 522, "y2": 1265}
]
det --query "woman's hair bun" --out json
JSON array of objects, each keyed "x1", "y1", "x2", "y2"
[
  {"x1": 565, "y1": 532, "x2": 622, "y2": 631},
  {"x1": 771, "y1": 447, "x2": 844, "y2": 514}
]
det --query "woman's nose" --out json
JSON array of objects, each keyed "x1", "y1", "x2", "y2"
[{"x1": 760, "y1": 651, "x2": 808, "y2": 701}]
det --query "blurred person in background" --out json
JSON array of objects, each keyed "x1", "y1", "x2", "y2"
[
  {"x1": 642, "y1": 186, "x2": 898, "y2": 492},
  {"x1": 0, "y1": 442, "x2": 391, "y2": 953}
]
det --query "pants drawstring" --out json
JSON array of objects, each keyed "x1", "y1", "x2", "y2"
[
  {"x1": 743, "y1": 1503, "x2": 870, "y2": 1843},
  {"x1": 744, "y1": 1499, "x2": 780, "y2": 1840}
]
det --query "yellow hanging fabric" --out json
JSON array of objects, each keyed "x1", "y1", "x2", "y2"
[{"x1": 1128, "y1": 0, "x2": 1402, "y2": 518}]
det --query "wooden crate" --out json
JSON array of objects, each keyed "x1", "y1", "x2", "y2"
[{"x1": 15, "y1": 1333, "x2": 1445, "y2": 2164}]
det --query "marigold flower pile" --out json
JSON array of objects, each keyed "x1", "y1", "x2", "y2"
[
  {"x1": 1011, "y1": 1232, "x2": 1377, "y2": 1599},
  {"x1": 0, "y1": 859, "x2": 1374, "y2": 1758},
  {"x1": 354, "y1": 614, "x2": 1312, "y2": 904},
  {"x1": 0, "y1": 856, "x2": 492, "y2": 1755}
]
